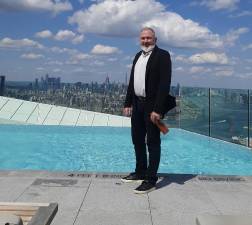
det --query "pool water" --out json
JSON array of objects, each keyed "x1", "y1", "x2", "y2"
[{"x1": 1, "y1": 125, "x2": 252, "y2": 175}]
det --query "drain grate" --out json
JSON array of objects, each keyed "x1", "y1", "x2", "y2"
[
  {"x1": 32, "y1": 178, "x2": 78, "y2": 186},
  {"x1": 198, "y1": 176, "x2": 245, "y2": 182},
  {"x1": 95, "y1": 174, "x2": 124, "y2": 179},
  {"x1": 67, "y1": 173, "x2": 124, "y2": 179},
  {"x1": 67, "y1": 173, "x2": 92, "y2": 178}
]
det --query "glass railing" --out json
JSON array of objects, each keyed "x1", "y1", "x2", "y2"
[
  {"x1": 210, "y1": 88, "x2": 248, "y2": 144},
  {"x1": 0, "y1": 80, "x2": 251, "y2": 148},
  {"x1": 179, "y1": 87, "x2": 251, "y2": 148},
  {"x1": 178, "y1": 87, "x2": 209, "y2": 136},
  {"x1": 249, "y1": 90, "x2": 252, "y2": 147}
]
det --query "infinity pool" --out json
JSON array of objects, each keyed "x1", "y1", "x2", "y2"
[{"x1": 1, "y1": 125, "x2": 252, "y2": 175}]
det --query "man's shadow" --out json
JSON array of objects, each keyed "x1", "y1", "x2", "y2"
[{"x1": 156, "y1": 173, "x2": 197, "y2": 189}]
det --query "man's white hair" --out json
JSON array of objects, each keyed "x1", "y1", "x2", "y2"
[{"x1": 140, "y1": 27, "x2": 156, "y2": 37}]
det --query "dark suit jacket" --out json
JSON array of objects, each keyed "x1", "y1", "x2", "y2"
[{"x1": 124, "y1": 45, "x2": 175, "y2": 115}]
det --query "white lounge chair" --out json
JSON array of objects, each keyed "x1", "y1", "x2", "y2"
[{"x1": 0, "y1": 202, "x2": 58, "y2": 225}]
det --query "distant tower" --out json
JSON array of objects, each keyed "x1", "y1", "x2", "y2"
[
  {"x1": 35, "y1": 78, "x2": 39, "y2": 90},
  {"x1": 105, "y1": 75, "x2": 110, "y2": 85},
  {"x1": 125, "y1": 72, "x2": 128, "y2": 85},
  {"x1": 0, "y1": 75, "x2": 5, "y2": 96},
  {"x1": 176, "y1": 83, "x2": 181, "y2": 97},
  {"x1": 104, "y1": 75, "x2": 110, "y2": 91}
]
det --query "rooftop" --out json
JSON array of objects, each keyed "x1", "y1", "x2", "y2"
[
  {"x1": 0, "y1": 171, "x2": 252, "y2": 225},
  {"x1": 1, "y1": 96, "x2": 252, "y2": 225}
]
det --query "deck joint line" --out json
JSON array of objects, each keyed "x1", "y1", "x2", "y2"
[
  {"x1": 147, "y1": 194, "x2": 154, "y2": 225},
  {"x1": 72, "y1": 178, "x2": 92, "y2": 225}
]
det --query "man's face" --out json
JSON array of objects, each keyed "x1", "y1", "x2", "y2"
[{"x1": 140, "y1": 29, "x2": 156, "y2": 47}]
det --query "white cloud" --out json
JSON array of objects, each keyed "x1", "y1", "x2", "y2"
[
  {"x1": 73, "y1": 67, "x2": 85, "y2": 73},
  {"x1": 66, "y1": 53, "x2": 90, "y2": 65},
  {"x1": 189, "y1": 52, "x2": 229, "y2": 65},
  {"x1": 243, "y1": 43, "x2": 252, "y2": 51},
  {"x1": 50, "y1": 46, "x2": 79, "y2": 54},
  {"x1": 69, "y1": 0, "x2": 163, "y2": 37},
  {"x1": 174, "y1": 55, "x2": 188, "y2": 63},
  {"x1": 237, "y1": 73, "x2": 252, "y2": 79},
  {"x1": 199, "y1": 0, "x2": 240, "y2": 11},
  {"x1": 53, "y1": 68, "x2": 62, "y2": 73},
  {"x1": 91, "y1": 44, "x2": 120, "y2": 54},
  {"x1": 215, "y1": 70, "x2": 234, "y2": 77},
  {"x1": 0, "y1": 37, "x2": 44, "y2": 49},
  {"x1": 38, "y1": 30, "x2": 84, "y2": 44},
  {"x1": 46, "y1": 60, "x2": 63, "y2": 66},
  {"x1": 73, "y1": 53, "x2": 90, "y2": 60},
  {"x1": 224, "y1": 27, "x2": 249, "y2": 46},
  {"x1": 0, "y1": 0, "x2": 72, "y2": 14},
  {"x1": 93, "y1": 60, "x2": 105, "y2": 66},
  {"x1": 230, "y1": 10, "x2": 252, "y2": 18},
  {"x1": 126, "y1": 63, "x2": 132, "y2": 69},
  {"x1": 35, "y1": 30, "x2": 53, "y2": 38},
  {"x1": 69, "y1": 0, "x2": 223, "y2": 49},
  {"x1": 21, "y1": 53, "x2": 44, "y2": 59},
  {"x1": 189, "y1": 66, "x2": 211, "y2": 74},
  {"x1": 144, "y1": 13, "x2": 222, "y2": 49},
  {"x1": 72, "y1": 34, "x2": 84, "y2": 44},
  {"x1": 107, "y1": 58, "x2": 118, "y2": 62},
  {"x1": 174, "y1": 67, "x2": 185, "y2": 72},
  {"x1": 36, "y1": 67, "x2": 45, "y2": 71},
  {"x1": 54, "y1": 30, "x2": 76, "y2": 41}
]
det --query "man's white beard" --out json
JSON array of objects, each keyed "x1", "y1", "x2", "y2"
[{"x1": 141, "y1": 45, "x2": 155, "y2": 53}]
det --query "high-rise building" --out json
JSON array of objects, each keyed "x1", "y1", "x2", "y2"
[
  {"x1": 40, "y1": 74, "x2": 61, "y2": 90},
  {"x1": 125, "y1": 72, "x2": 128, "y2": 85},
  {"x1": 0, "y1": 75, "x2": 5, "y2": 96}
]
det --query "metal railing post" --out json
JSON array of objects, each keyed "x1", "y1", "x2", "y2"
[
  {"x1": 209, "y1": 88, "x2": 211, "y2": 137},
  {"x1": 248, "y1": 89, "x2": 251, "y2": 147}
]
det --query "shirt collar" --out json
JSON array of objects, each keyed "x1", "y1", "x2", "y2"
[{"x1": 142, "y1": 49, "x2": 152, "y2": 57}]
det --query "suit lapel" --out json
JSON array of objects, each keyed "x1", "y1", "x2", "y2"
[
  {"x1": 133, "y1": 51, "x2": 142, "y2": 67},
  {"x1": 146, "y1": 45, "x2": 158, "y2": 75}
]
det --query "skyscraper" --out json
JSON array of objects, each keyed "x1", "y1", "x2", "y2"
[{"x1": 0, "y1": 75, "x2": 5, "y2": 96}]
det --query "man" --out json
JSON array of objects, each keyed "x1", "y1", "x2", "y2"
[{"x1": 121, "y1": 27, "x2": 172, "y2": 194}]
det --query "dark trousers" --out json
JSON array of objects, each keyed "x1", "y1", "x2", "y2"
[{"x1": 131, "y1": 98, "x2": 161, "y2": 184}]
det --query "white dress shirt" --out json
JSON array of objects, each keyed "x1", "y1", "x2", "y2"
[{"x1": 134, "y1": 51, "x2": 152, "y2": 97}]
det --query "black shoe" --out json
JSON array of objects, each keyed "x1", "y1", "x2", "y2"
[
  {"x1": 134, "y1": 181, "x2": 156, "y2": 194},
  {"x1": 121, "y1": 173, "x2": 145, "y2": 183}
]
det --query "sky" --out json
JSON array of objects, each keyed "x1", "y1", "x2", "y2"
[{"x1": 0, "y1": 0, "x2": 252, "y2": 89}]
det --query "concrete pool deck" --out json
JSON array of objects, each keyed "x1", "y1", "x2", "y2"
[{"x1": 0, "y1": 171, "x2": 252, "y2": 225}]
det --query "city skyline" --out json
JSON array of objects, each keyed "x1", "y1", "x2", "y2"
[{"x1": 0, "y1": 0, "x2": 252, "y2": 89}]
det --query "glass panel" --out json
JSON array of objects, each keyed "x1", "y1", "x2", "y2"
[
  {"x1": 180, "y1": 87, "x2": 209, "y2": 136},
  {"x1": 163, "y1": 85, "x2": 180, "y2": 128},
  {"x1": 249, "y1": 90, "x2": 252, "y2": 148},
  {"x1": 211, "y1": 88, "x2": 248, "y2": 146}
]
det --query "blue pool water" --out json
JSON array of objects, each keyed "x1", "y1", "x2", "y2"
[{"x1": 1, "y1": 125, "x2": 252, "y2": 175}]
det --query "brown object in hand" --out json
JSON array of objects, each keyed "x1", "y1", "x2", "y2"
[{"x1": 156, "y1": 120, "x2": 169, "y2": 134}]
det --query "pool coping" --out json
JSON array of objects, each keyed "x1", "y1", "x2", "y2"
[{"x1": 1, "y1": 170, "x2": 251, "y2": 181}]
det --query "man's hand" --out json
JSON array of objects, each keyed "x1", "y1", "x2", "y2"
[
  {"x1": 123, "y1": 107, "x2": 132, "y2": 117},
  {"x1": 150, "y1": 111, "x2": 161, "y2": 124}
]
